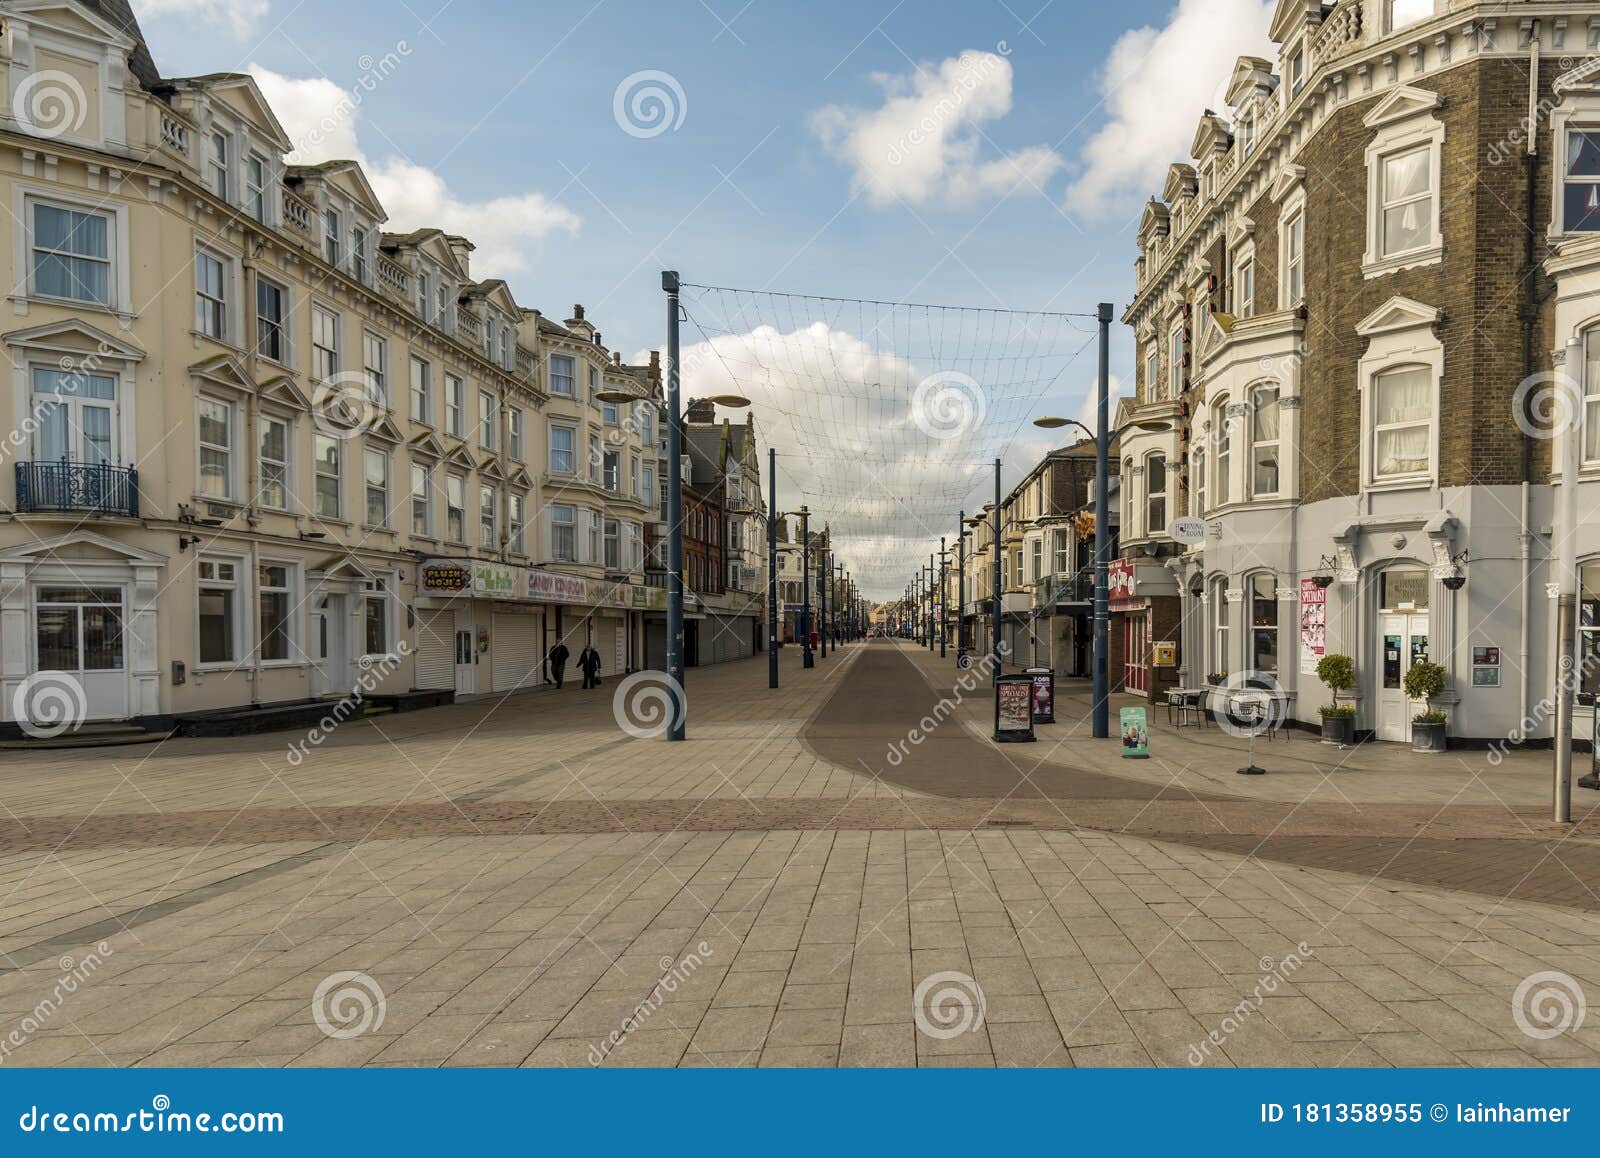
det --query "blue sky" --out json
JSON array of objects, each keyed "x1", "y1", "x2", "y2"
[{"x1": 131, "y1": 0, "x2": 1276, "y2": 591}]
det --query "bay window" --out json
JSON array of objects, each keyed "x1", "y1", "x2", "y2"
[
  {"x1": 1567, "y1": 130, "x2": 1600, "y2": 233},
  {"x1": 1250, "y1": 386, "x2": 1280, "y2": 497},
  {"x1": 1213, "y1": 399, "x2": 1232, "y2": 507},
  {"x1": 1146, "y1": 454, "x2": 1166, "y2": 533},
  {"x1": 1249, "y1": 573, "x2": 1279, "y2": 676}
]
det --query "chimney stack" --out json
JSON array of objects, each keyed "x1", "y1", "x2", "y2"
[{"x1": 685, "y1": 398, "x2": 716, "y2": 424}]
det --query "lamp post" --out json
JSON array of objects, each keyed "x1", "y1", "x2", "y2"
[
  {"x1": 957, "y1": 511, "x2": 967, "y2": 664},
  {"x1": 800, "y1": 505, "x2": 813, "y2": 668},
  {"x1": 992, "y1": 458, "x2": 1002, "y2": 685},
  {"x1": 768, "y1": 447, "x2": 778, "y2": 689},
  {"x1": 819, "y1": 533, "x2": 829, "y2": 660},
  {"x1": 1033, "y1": 321, "x2": 1171, "y2": 737},
  {"x1": 938, "y1": 538, "x2": 948, "y2": 658}
]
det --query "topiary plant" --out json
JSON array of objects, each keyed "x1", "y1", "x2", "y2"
[
  {"x1": 1402, "y1": 660, "x2": 1447, "y2": 720},
  {"x1": 1315, "y1": 654, "x2": 1355, "y2": 717}
]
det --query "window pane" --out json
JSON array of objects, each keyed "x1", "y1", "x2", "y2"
[
  {"x1": 1565, "y1": 181, "x2": 1600, "y2": 233},
  {"x1": 35, "y1": 607, "x2": 78, "y2": 671},
  {"x1": 259, "y1": 591, "x2": 290, "y2": 661},
  {"x1": 1374, "y1": 367, "x2": 1430, "y2": 424},
  {"x1": 365, "y1": 597, "x2": 386, "y2": 654},
  {"x1": 1382, "y1": 199, "x2": 1432, "y2": 254},
  {"x1": 199, "y1": 589, "x2": 234, "y2": 663}
]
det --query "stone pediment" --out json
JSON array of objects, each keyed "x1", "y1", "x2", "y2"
[
  {"x1": 4, "y1": 318, "x2": 145, "y2": 362},
  {"x1": 1362, "y1": 85, "x2": 1444, "y2": 130},
  {"x1": 0, "y1": 529, "x2": 165, "y2": 566},
  {"x1": 1355, "y1": 295, "x2": 1441, "y2": 337}
]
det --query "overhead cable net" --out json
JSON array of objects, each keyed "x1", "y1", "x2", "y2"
[{"x1": 677, "y1": 283, "x2": 1097, "y2": 596}]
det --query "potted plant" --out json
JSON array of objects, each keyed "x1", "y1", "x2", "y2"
[
  {"x1": 1403, "y1": 660, "x2": 1448, "y2": 752},
  {"x1": 1315, "y1": 654, "x2": 1356, "y2": 745},
  {"x1": 1205, "y1": 671, "x2": 1228, "y2": 687}
]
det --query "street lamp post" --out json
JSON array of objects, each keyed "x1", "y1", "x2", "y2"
[
  {"x1": 957, "y1": 511, "x2": 966, "y2": 664},
  {"x1": 663, "y1": 271, "x2": 686, "y2": 741},
  {"x1": 800, "y1": 505, "x2": 813, "y2": 668},
  {"x1": 819, "y1": 536, "x2": 829, "y2": 660},
  {"x1": 992, "y1": 458, "x2": 1002, "y2": 685},
  {"x1": 938, "y1": 539, "x2": 948, "y2": 658},
  {"x1": 768, "y1": 446, "x2": 778, "y2": 690}
]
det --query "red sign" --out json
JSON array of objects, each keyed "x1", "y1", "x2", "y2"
[{"x1": 1108, "y1": 559, "x2": 1137, "y2": 602}]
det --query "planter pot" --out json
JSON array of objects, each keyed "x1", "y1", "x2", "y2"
[
  {"x1": 1320, "y1": 714, "x2": 1355, "y2": 746},
  {"x1": 1411, "y1": 720, "x2": 1447, "y2": 753}
]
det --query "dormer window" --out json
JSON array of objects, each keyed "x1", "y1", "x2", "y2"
[
  {"x1": 209, "y1": 132, "x2": 229, "y2": 199},
  {"x1": 1288, "y1": 49, "x2": 1305, "y2": 96},
  {"x1": 323, "y1": 209, "x2": 342, "y2": 267},
  {"x1": 417, "y1": 271, "x2": 431, "y2": 320},
  {"x1": 1240, "y1": 113, "x2": 1256, "y2": 157}
]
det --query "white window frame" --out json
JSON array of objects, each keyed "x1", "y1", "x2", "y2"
[
  {"x1": 256, "y1": 560, "x2": 299, "y2": 665},
  {"x1": 1385, "y1": 0, "x2": 1434, "y2": 33},
  {"x1": 1278, "y1": 196, "x2": 1306, "y2": 309},
  {"x1": 364, "y1": 446, "x2": 390, "y2": 529},
  {"x1": 361, "y1": 575, "x2": 394, "y2": 659},
  {"x1": 1357, "y1": 301, "x2": 1443, "y2": 490},
  {"x1": 479, "y1": 389, "x2": 497, "y2": 450},
  {"x1": 445, "y1": 373, "x2": 465, "y2": 437},
  {"x1": 256, "y1": 276, "x2": 290, "y2": 366},
  {"x1": 196, "y1": 554, "x2": 243, "y2": 668},
  {"x1": 1248, "y1": 383, "x2": 1281, "y2": 499},
  {"x1": 1144, "y1": 343, "x2": 1159, "y2": 400},
  {"x1": 313, "y1": 433, "x2": 342, "y2": 520},
  {"x1": 19, "y1": 190, "x2": 129, "y2": 312},
  {"x1": 194, "y1": 248, "x2": 229, "y2": 343},
  {"x1": 1168, "y1": 321, "x2": 1185, "y2": 398},
  {"x1": 551, "y1": 504, "x2": 577, "y2": 562},
  {"x1": 323, "y1": 207, "x2": 342, "y2": 268},
  {"x1": 1212, "y1": 398, "x2": 1233, "y2": 508},
  {"x1": 245, "y1": 153, "x2": 268, "y2": 222},
  {"x1": 258, "y1": 413, "x2": 291, "y2": 511},
  {"x1": 445, "y1": 473, "x2": 467, "y2": 543},
  {"x1": 410, "y1": 356, "x2": 432, "y2": 426},
  {"x1": 550, "y1": 423, "x2": 576, "y2": 474},
  {"x1": 1232, "y1": 249, "x2": 1255, "y2": 319},
  {"x1": 1363, "y1": 102, "x2": 1445, "y2": 277},
  {"x1": 480, "y1": 483, "x2": 498, "y2": 549},
  {"x1": 550, "y1": 354, "x2": 576, "y2": 397},
  {"x1": 508, "y1": 492, "x2": 526, "y2": 555},
  {"x1": 1145, "y1": 453, "x2": 1167, "y2": 535},
  {"x1": 311, "y1": 303, "x2": 340, "y2": 383},
  {"x1": 411, "y1": 460, "x2": 432, "y2": 538},
  {"x1": 196, "y1": 395, "x2": 236, "y2": 500},
  {"x1": 363, "y1": 331, "x2": 388, "y2": 409},
  {"x1": 209, "y1": 130, "x2": 230, "y2": 200},
  {"x1": 509, "y1": 407, "x2": 525, "y2": 461}
]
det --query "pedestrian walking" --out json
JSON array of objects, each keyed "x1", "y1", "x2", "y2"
[
  {"x1": 547, "y1": 641, "x2": 569, "y2": 689},
  {"x1": 578, "y1": 644, "x2": 602, "y2": 689}
]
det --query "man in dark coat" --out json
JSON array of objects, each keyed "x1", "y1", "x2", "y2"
[
  {"x1": 578, "y1": 644, "x2": 602, "y2": 689},
  {"x1": 547, "y1": 641, "x2": 570, "y2": 689}
]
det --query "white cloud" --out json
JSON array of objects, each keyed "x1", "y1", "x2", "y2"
[
  {"x1": 1066, "y1": 0, "x2": 1274, "y2": 218},
  {"x1": 248, "y1": 65, "x2": 578, "y2": 282},
  {"x1": 812, "y1": 49, "x2": 1065, "y2": 208},
  {"x1": 1073, "y1": 374, "x2": 1129, "y2": 435},
  {"x1": 132, "y1": 0, "x2": 269, "y2": 38}
]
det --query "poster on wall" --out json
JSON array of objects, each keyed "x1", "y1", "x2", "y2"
[
  {"x1": 1299, "y1": 579, "x2": 1327, "y2": 675},
  {"x1": 1472, "y1": 645, "x2": 1501, "y2": 688}
]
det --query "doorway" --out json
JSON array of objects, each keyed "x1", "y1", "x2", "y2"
[
  {"x1": 455, "y1": 627, "x2": 477, "y2": 696},
  {"x1": 1374, "y1": 569, "x2": 1431, "y2": 743},
  {"x1": 32, "y1": 585, "x2": 126, "y2": 720},
  {"x1": 311, "y1": 593, "x2": 351, "y2": 697}
]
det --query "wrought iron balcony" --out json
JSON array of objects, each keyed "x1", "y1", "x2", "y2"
[{"x1": 16, "y1": 461, "x2": 140, "y2": 517}]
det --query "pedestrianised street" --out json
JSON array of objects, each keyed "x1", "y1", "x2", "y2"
[{"x1": 3, "y1": 641, "x2": 1599, "y2": 1069}]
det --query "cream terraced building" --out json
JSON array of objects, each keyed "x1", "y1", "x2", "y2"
[{"x1": 0, "y1": 0, "x2": 660, "y2": 731}]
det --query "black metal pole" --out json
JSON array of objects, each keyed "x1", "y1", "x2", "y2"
[
  {"x1": 768, "y1": 447, "x2": 778, "y2": 690},
  {"x1": 992, "y1": 459, "x2": 1002, "y2": 685},
  {"x1": 1093, "y1": 302, "x2": 1112, "y2": 740},
  {"x1": 958, "y1": 511, "x2": 966, "y2": 663},
  {"x1": 819, "y1": 540, "x2": 829, "y2": 659},
  {"x1": 939, "y1": 538, "x2": 947, "y2": 658},
  {"x1": 801, "y1": 507, "x2": 813, "y2": 668},
  {"x1": 664, "y1": 271, "x2": 686, "y2": 740}
]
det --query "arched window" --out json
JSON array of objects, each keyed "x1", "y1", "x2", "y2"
[
  {"x1": 1123, "y1": 458, "x2": 1136, "y2": 535},
  {"x1": 1249, "y1": 572, "x2": 1279, "y2": 676},
  {"x1": 1146, "y1": 453, "x2": 1167, "y2": 534},
  {"x1": 1250, "y1": 385, "x2": 1280, "y2": 497},
  {"x1": 1211, "y1": 577, "x2": 1230, "y2": 678},
  {"x1": 1213, "y1": 397, "x2": 1232, "y2": 506},
  {"x1": 1582, "y1": 329, "x2": 1600, "y2": 464}
]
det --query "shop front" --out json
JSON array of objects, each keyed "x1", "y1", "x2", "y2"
[{"x1": 1109, "y1": 558, "x2": 1181, "y2": 699}]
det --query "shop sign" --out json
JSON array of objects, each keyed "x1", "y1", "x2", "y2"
[
  {"x1": 420, "y1": 561, "x2": 472, "y2": 594},
  {"x1": 528, "y1": 570, "x2": 592, "y2": 605},
  {"x1": 473, "y1": 562, "x2": 520, "y2": 597},
  {"x1": 1108, "y1": 559, "x2": 1137, "y2": 602},
  {"x1": 1299, "y1": 579, "x2": 1327, "y2": 675},
  {"x1": 1120, "y1": 706, "x2": 1149, "y2": 759},
  {"x1": 1167, "y1": 516, "x2": 1209, "y2": 545}
]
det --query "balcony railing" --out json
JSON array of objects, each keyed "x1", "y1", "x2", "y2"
[{"x1": 16, "y1": 461, "x2": 140, "y2": 517}]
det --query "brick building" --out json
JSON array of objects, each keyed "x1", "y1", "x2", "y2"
[{"x1": 1122, "y1": 0, "x2": 1600, "y2": 744}]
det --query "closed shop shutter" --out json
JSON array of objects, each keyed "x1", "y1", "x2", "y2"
[
  {"x1": 612, "y1": 617, "x2": 627, "y2": 673},
  {"x1": 415, "y1": 610, "x2": 455, "y2": 689},
  {"x1": 591, "y1": 618, "x2": 618, "y2": 679},
  {"x1": 646, "y1": 621, "x2": 667, "y2": 670},
  {"x1": 492, "y1": 613, "x2": 541, "y2": 692}
]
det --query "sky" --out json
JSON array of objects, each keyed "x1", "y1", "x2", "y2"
[{"x1": 130, "y1": 0, "x2": 1276, "y2": 596}]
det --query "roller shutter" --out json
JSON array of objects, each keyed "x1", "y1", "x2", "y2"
[
  {"x1": 415, "y1": 610, "x2": 455, "y2": 689},
  {"x1": 492, "y1": 613, "x2": 541, "y2": 692}
]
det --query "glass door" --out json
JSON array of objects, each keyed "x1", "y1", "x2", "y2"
[
  {"x1": 32, "y1": 367, "x2": 117, "y2": 463},
  {"x1": 32, "y1": 586, "x2": 126, "y2": 721}
]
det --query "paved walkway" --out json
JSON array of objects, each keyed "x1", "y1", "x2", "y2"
[{"x1": 1, "y1": 640, "x2": 1598, "y2": 1067}]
